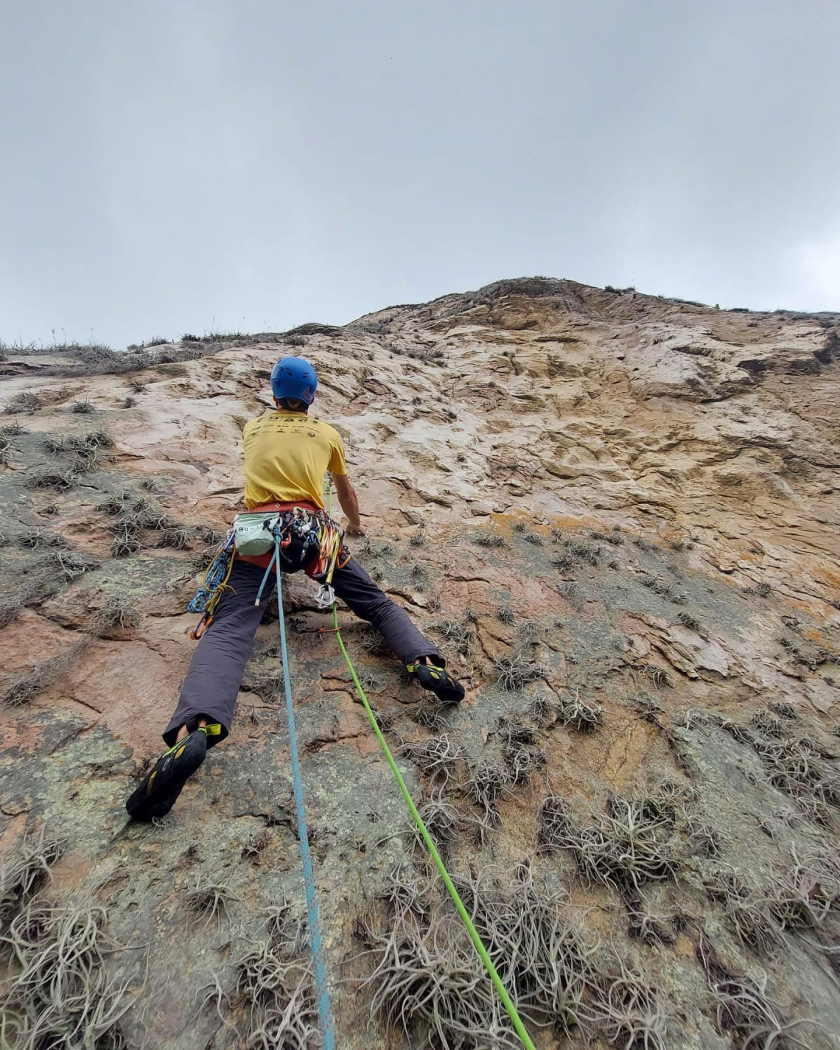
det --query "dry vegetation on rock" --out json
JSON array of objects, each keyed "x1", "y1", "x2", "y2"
[{"x1": 1, "y1": 278, "x2": 839, "y2": 1048}]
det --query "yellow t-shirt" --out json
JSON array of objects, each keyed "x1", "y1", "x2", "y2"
[{"x1": 242, "y1": 411, "x2": 347, "y2": 510}]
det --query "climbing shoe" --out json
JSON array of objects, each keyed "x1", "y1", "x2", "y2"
[
  {"x1": 125, "y1": 726, "x2": 216, "y2": 821},
  {"x1": 408, "y1": 662, "x2": 465, "y2": 705}
]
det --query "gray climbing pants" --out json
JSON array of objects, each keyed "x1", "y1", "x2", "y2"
[{"x1": 163, "y1": 556, "x2": 440, "y2": 746}]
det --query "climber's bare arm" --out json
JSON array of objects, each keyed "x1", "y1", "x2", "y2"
[{"x1": 333, "y1": 473, "x2": 365, "y2": 535}]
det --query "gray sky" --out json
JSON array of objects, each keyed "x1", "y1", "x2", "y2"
[{"x1": 2, "y1": 1, "x2": 839, "y2": 349}]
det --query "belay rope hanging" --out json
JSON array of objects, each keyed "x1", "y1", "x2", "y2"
[
  {"x1": 274, "y1": 542, "x2": 337, "y2": 1049},
  {"x1": 267, "y1": 493, "x2": 537, "y2": 1050}
]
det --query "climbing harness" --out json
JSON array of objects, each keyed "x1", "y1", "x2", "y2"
[
  {"x1": 250, "y1": 505, "x2": 345, "y2": 607},
  {"x1": 188, "y1": 531, "x2": 235, "y2": 640},
  {"x1": 189, "y1": 507, "x2": 348, "y2": 640},
  {"x1": 242, "y1": 506, "x2": 346, "y2": 587}
]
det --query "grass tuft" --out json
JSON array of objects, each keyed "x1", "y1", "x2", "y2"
[
  {"x1": 555, "y1": 690, "x2": 603, "y2": 732},
  {"x1": 494, "y1": 649, "x2": 541, "y2": 692},
  {"x1": 109, "y1": 523, "x2": 141, "y2": 558},
  {"x1": 434, "y1": 617, "x2": 476, "y2": 657},
  {"x1": 685, "y1": 814, "x2": 723, "y2": 857},
  {"x1": 97, "y1": 493, "x2": 129, "y2": 516},
  {"x1": 500, "y1": 721, "x2": 545, "y2": 783},
  {"x1": 643, "y1": 663, "x2": 675, "y2": 688},
  {"x1": 359, "y1": 626, "x2": 388, "y2": 657},
  {"x1": 592, "y1": 955, "x2": 669, "y2": 1049},
  {"x1": 528, "y1": 694, "x2": 559, "y2": 727},
  {"x1": 235, "y1": 932, "x2": 318, "y2": 1046},
  {"x1": 590, "y1": 529, "x2": 624, "y2": 546},
  {"x1": 768, "y1": 701, "x2": 798, "y2": 720},
  {"x1": 766, "y1": 846, "x2": 840, "y2": 931},
  {"x1": 624, "y1": 894, "x2": 674, "y2": 946},
  {"x1": 2, "y1": 898, "x2": 139, "y2": 1047},
  {"x1": 185, "y1": 879, "x2": 241, "y2": 926},
  {"x1": 408, "y1": 563, "x2": 429, "y2": 590},
  {"x1": 0, "y1": 575, "x2": 56, "y2": 629},
  {"x1": 4, "y1": 391, "x2": 44, "y2": 415},
  {"x1": 466, "y1": 762, "x2": 506, "y2": 841},
  {"x1": 18, "y1": 528, "x2": 68, "y2": 550},
  {"x1": 87, "y1": 595, "x2": 139, "y2": 635},
  {"x1": 750, "y1": 709, "x2": 785, "y2": 738},
  {"x1": 473, "y1": 533, "x2": 507, "y2": 549},
  {"x1": 155, "y1": 526, "x2": 190, "y2": 550},
  {"x1": 1, "y1": 641, "x2": 88, "y2": 706},
  {"x1": 677, "y1": 611, "x2": 703, "y2": 632},
  {"x1": 411, "y1": 702, "x2": 449, "y2": 732},
  {"x1": 399, "y1": 734, "x2": 464, "y2": 789},
  {"x1": 697, "y1": 934, "x2": 813, "y2": 1050},
  {"x1": 0, "y1": 421, "x2": 29, "y2": 437},
  {"x1": 361, "y1": 863, "x2": 598, "y2": 1046},
  {"x1": 563, "y1": 539, "x2": 602, "y2": 566},
  {"x1": 414, "y1": 794, "x2": 465, "y2": 857},
  {"x1": 0, "y1": 828, "x2": 64, "y2": 929},
  {"x1": 41, "y1": 435, "x2": 68, "y2": 455},
  {"x1": 751, "y1": 734, "x2": 840, "y2": 818},
  {"x1": 538, "y1": 790, "x2": 680, "y2": 890},
  {"x1": 639, "y1": 573, "x2": 687, "y2": 603},
  {"x1": 34, "y1": 547, "x2": 97, "y2": 583},
  {"x1": 26, "y1": 468, "x2": 78, "y2": 491},
  {"x1": 705, "y1": 868, "x2": 781, "y2": 954}
]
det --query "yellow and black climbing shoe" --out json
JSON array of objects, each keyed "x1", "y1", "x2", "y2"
[
  {"x1": 125, "y1": 727, "x2": 214, "y2": 821},
  {"x1": 408, "y1": 662, "x2": 465, "y2": 705}
]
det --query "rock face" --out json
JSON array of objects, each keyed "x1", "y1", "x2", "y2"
[{"x1": 1, "y1": 277, "x2": 839, "y2": 1049}]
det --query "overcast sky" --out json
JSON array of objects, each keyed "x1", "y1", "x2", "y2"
[{"x1": 1, "y1": 1, "x2": 839, "y2": 349}]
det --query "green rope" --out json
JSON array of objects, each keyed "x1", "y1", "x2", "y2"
[{"x1": 326, "y1": 498, "x2": 536, "y2": 1050}]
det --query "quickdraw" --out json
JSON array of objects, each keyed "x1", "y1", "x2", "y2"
[
  {"x1": 303, "y1": 510, "x2": 348, "y2": 580},
  {"x1": 188, "y1": 532, "x2": 236, "y2": 640}
]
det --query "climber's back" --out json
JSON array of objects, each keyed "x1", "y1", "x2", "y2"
[{"x1": 241, "y1": 356, "x2": 347, "y2": 510}]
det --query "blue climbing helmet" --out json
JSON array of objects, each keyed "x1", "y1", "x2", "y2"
[{"x1": 270, "y1": 357, "x2": 318, "y2": 405}]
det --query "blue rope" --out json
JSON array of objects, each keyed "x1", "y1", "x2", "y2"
[
  {"x1": 255, "y1": 541, "x2": 279, "y2": 606},
  {"x1": 273, "y1": 534, "x2": 336, "y2": 1049}
]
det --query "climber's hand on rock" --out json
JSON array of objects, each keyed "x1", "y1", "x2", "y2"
[{"x1": 345, "y1": 518, "x2": 366, "y2": 536}]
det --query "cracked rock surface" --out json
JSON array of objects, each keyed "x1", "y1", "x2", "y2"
[{"x1": 1, "y1": 277, "x2": 839, "y2": 1049}]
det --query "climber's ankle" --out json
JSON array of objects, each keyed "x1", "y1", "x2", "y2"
[{"x1": 175, "y1": 717, "x2": 207, "y2": 743}]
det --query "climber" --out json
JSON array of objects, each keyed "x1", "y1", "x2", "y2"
[{"x1": 126, "y1": 356, "x2": 465, "y2": 821}]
